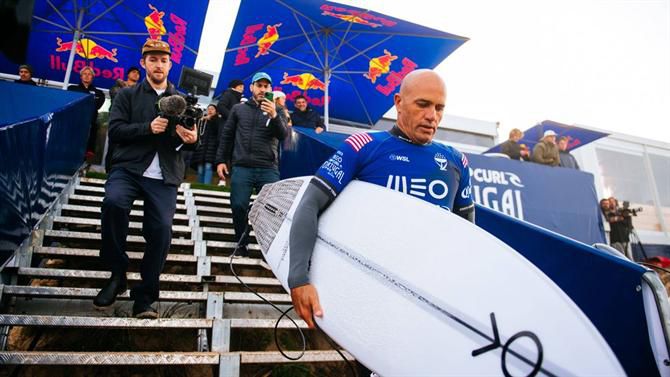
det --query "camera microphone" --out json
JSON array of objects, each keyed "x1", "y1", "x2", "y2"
[{"x1": 158, "y1": 95, "x2": 187, "y2": 117}]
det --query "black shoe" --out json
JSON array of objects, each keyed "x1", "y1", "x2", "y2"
[
  {"x1": 93, "y1": 274, "x2": 127, "y2": 308},
  {"x1": 132, "y1": 302, "x2": 159, "y2": 319}
]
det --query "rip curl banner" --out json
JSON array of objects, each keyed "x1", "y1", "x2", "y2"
[
  {"x1": 0, "y1": 0, "x2": 208, "y2": 89},
  {"x1": 217, "y1": 0, "x2": 467, "y2": 125}
]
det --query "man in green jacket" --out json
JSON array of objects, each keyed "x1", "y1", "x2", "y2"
[{"x1": 532, "y1": 130, "x2": 559, "y2": 166}]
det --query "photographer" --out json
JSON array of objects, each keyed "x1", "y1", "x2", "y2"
[
  {"x1": 94, "y1": 39, "x2": 198, "y2": 319},
  {"x1": 600, "y1": 197, "x2": 634, "y2": 255}
]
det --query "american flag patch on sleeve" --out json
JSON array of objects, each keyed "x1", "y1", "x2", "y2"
[
  {"x1": 345, "y1": 133, "x2": 373, "y2": 152},
  {"x1": 461, "y1": 153, "x2": 469, "y2": 168}
]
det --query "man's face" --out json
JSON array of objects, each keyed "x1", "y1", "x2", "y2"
[
  {"x1": 250, "y1": 80, "x2": 271, "y2": 102},
  {"x1": 545, "y1": 135, "x2": 556, "y2": 145},
  {"x1": 80, "y1": 69, "x2": 93, "y2": 86},
  {"x1": 127, "y1": 70, "x2": 140, "y2": 82},
  {"x1": 19, "y1": 68, "x2": 31, "y2": 81},
  {"x1": 233, "y1": 84, "x2": 244, "y2": 93},
  {"x1": 141, "y1": 53, "x2": 171, "y2": 85},
  {"x1": 394, "y1": 75, "x2": 445, "y2": 144},
  {"x1": 558, "y1": 139, "x2": 568, "y2": 151},
  {"x1": 510, "y1": 133, "x2": 522, "y2": 142},
  {"x1": 295, "y1": 98, "x2": 308, "y2": 111}
]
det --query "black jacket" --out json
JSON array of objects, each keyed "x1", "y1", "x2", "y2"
[
  {"x1": 14, "y1": 79, "x2": 36, "y2": 86},
  {"x1": 68, "y1": 83, "x2": 105, "y2": 123},
  {"x1": 108, "y1": 79, "x2": 196, "y2": 186},
  {"x1": 191, "y1": 115, "x2": 222, "y2": 166},
  {"x1": 217, "y1": 88, "x2": 242, "y2": 122},
  {"x1": 216, "y1": 98, "x2": 288, "y2": 170},
  {"x1": 290, "y1": 107, "x2": 323, "y2": 129}
]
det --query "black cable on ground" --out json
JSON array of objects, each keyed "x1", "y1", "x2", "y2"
[{"x1": 228, "y1": 207, "x2": 358, "y2": 376}]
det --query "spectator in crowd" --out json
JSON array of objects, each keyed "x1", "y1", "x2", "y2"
[
  {"x1": 273, "y1": 90, "x2": 291, "y2": 126},
  {"x1": 68, "y1": 66, "x2": 106, "y2": 158},
  {"x1": 500, "y1": 128, "x2": 529, "y2": 161},
  {"x1": 557, "y1": 136, "x2": 580, "y2": 170},
  {"x1": 94, "y1": 39, "x2": 198, "y2": 319},
  {"x1": 288, "y1": 69, "x2": 474, "y2": 332},
  {"x1": 109, "y1": 66, "x2": 141, "y2": 102},
  {"x1": 191, "y1": 104, "x2": 221, "y2": 184},
  {"x1": 290, "y1": 95, "x2": 324, "y2": 133},
  {"x1": 215, "y1": 72, "x2": 288, "y2": 257},
  {"x1": 531, "y1": 130, "x2": 559, "y2": 166},
  {"x1": 217, "y1": 79, "x2": 244, "y2": 124},
  {"x1": 14, "y1": 64, "x2": 36, "y2": 85},
  {"x1": 600, "y1": 197, "x2": 632, "y2": 256}
]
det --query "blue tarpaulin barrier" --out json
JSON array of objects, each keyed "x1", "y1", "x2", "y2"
[
  {"x1": 0, "y1": 81, "x2": 93, "y2": 263},
  {"x1": 280, "y1": 127, "x2": 662, "y2": 376}
]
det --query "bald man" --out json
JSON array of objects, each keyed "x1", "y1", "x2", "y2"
[{"x1": 287, "y1": 69, "x2": 475, "y2": 330}]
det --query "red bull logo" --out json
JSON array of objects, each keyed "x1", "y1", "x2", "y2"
[
  {"x1": 321, "y1": 10, "x2": 381, "y2": 28},
  {"x1": 375, "y1": 57, "x2": 418, "y2": 96},
  {"x1": 49, "y1": 55, "x2": 124, "y2": 80},
  {"x1": 145, "y1": 4, "x2": 167, "y2": 40},
  {"x1": 255, "y1": 23, "x2": 282, "y2": 58},
  {"x1": 234, "y1": 24, "x2": 264, "y2": 66},
  {"x1": 55, "y1": 37, "x2": 118, "y2": 62},
  {"x1": 280, "y1": 72, "x2": 326, "y2": 91},
  {"x1": 364, "y1": 49, "x2": 398, "y2": 84},
  {"x1": 320, "y1": 4, "x2": 396, "y2": 27}
]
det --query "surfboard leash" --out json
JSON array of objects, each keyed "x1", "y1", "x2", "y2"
[{"x1": 229, "y1": 214, "x2": 359, "y2": 377}]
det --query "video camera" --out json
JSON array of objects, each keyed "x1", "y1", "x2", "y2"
[
  {"x1": 618, "y1": 201, "x2": 643, "y2": 217},
  {"x1": 157, "y1": 94, "x2": 203, "y2": 136}
]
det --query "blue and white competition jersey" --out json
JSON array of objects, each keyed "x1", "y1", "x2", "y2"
[{"x1": 314, "y1": 128, "x2": 473, "y2": 212}]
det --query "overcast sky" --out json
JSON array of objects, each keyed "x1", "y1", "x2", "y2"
[{"x1": 195, "y1": 0, "x2": 670, "y2": 144}]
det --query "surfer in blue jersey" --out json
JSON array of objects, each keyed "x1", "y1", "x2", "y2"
[{"x1": 288, "y1": 69, "x2": 475, "y2": 329}]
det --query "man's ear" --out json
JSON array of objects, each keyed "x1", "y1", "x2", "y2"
[{"x1": 139, "y1": 57, "x2": 145, "y2": 69}]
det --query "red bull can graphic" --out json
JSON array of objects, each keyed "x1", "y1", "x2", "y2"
[
  {"x1": 145, "y1": 4, "x2": 167, "y2": 40},
  {"x1": 255, "y1": 23, "x2": 282, "y2": 58},
  {"x1": 55, "y1": 37, "x2": 118, "y2": 62},
  {"x1": 280, "y1": 72, "x2": 326, "y2": 91},
  {"x1": 364, "y1": 49, "x2": 397, "y2": 84},
  {"x1": 321, "y1": 10, "x2": 382, "y2": 28}
]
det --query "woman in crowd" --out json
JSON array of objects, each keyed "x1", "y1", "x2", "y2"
[{"x1": 192, "y1": 104, "x2": 222, "y2": 184}]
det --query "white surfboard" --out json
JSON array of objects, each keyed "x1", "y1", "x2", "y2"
[{"x1": 249, "y1": 177, "x2": 625, "y2": 376}]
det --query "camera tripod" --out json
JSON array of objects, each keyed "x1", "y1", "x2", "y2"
[{"x1": 627, "y1": 227, "x2": 649, "y2": 262}]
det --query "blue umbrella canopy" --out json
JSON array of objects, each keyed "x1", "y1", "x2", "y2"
[
  {"x1": 216, "y1": 0, "x2": 468, "y2": 126},
  {"x1": 0, "y1": 0, "x2": 209, "y2": 89}
]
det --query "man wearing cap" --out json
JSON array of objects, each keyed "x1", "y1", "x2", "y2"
[
  {"x1": 109, "y1": 66, "x2": 141, "y2": 103},
  {"x1": 15, "y1": 64, "x2": 36, "y2": 85},
  {"x1": 215, "y1": 72, "x2": 288, "y2": 257},
  {"x1": 291, "y1": 94, "x2": 324, "y2": 133},
  {"x1": 95, "y1": 39, "x2": 199, "y2": 319},
  {"x1": 68, "y1": 66, "x2": 106, "y2": 157},
  {"x1": 531, "y1": 130, "x2": 560, "y2": 166},
  {"x1": 217, "y1": 79, "x2": 244, "y2": 124}
]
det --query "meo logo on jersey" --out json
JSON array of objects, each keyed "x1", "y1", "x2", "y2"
[{"x1": 386, "y1": 175, "x2": 449, "y2": 200}]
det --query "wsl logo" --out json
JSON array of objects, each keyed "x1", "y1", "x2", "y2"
[
  {"x1": 386, "y1": 175, "x2": 449, "y2": 201},
  {"x1": 388, "y1": 154, "x2": 410, "y2": 162},
  {"x1": 470, "y1": 168, "x2": 524, "y2": 220}
]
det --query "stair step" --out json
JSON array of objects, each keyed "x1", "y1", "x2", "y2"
[
  {"x1": 0, "y1": 350, "x2": 351, "y2": 365},
  {"x1": 0, "y1": 351, "x2": 220, "y2": 365},
  {"x1": 2, "y1": 285, "x2": 291, "y2": 304},
  {"x1": 0, "y1": 314, "x2": 308, "y2": 329},
  {"x1": 66, "y1": 194, "x2": 233, "y2": 214},
  {"x1": 18, "y1": 267, "x2": 282, "y2": 286},
  {"x1": 60, "y1": 205, "x2": 232, "y2": 226},
  {"x1": 34, "y1": 247, "x2": 270, "y2": 268},
  {"x1": 44, "y1": 230, "x2": 195, "y2": 247}
]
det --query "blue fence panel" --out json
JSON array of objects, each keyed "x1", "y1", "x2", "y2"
[{"x1": 0, "y1": 81, "x2": 93, "y2": 263}]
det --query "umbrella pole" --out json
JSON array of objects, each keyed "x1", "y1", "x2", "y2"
[
  {"x1": 324, "y1": 68, "x2": 330, "y2": 131},
  {"x1": 62, "y1": 10, "x2": 84, "y2": 90}
]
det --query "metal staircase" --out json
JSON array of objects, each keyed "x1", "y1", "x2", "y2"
[{"x1": 0, "y1": 175, "x2": 353, "y2": 376}]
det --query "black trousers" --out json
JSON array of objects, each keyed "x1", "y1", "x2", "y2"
[{"x1": 100, "y1": 168, "x2": 177, "y2": 305}]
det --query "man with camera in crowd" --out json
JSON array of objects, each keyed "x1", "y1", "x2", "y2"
[
  {"x1": 600, "y1": 197, "x2": 639, "y2": 257},
  {"x1": 94, "y1": 39, "x2": 198, "y2": 319},
  {"x1": 216, "y1": 72, "x2": 288, "y2": 257}
]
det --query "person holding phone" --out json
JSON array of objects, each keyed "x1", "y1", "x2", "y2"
[{"x1": 215, "y1": 72, "x2": 289, "y2": 256}]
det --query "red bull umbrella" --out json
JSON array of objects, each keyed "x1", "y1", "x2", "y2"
[
  {"x1": 485, "y1": 120, "x2": 610, "y2": 154},
  {"x1": 216, "y1": 0, "x2": 468, "y2": 127},
  {"x1": 0, "y1": 1, "x2": 208, "y2": 89}
]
